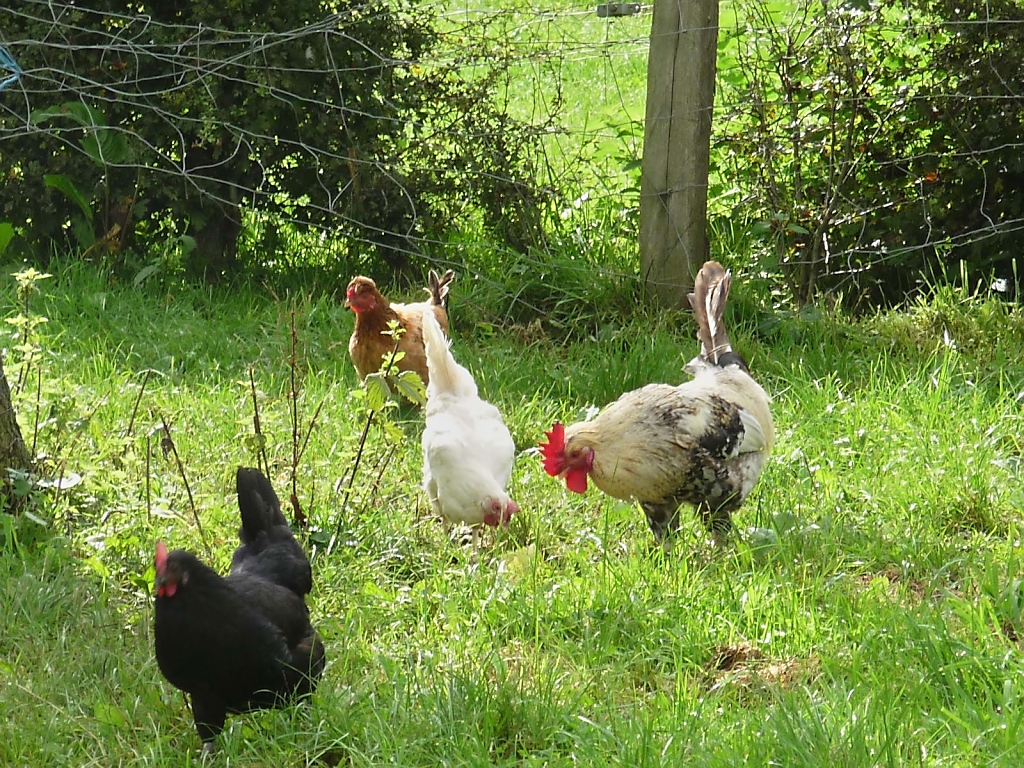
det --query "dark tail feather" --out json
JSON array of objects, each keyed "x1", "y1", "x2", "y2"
[
  {"x1": 688, "y1": 261, "x2": 740, "y2": 367},
  {"x1": 236, "y1": 466, "x2": 288, "y2": 545},
  {"x1": 426, "y1": 269, "x2": 456, "y2": 310},
  {"x1": 233, "y1": 466, "x2": 313, "y2": 596}
]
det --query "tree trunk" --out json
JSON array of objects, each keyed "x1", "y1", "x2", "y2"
[
  {"x1": 639, "y1": 0, "x2": 721, "y2": 309},
  {"x1": 188, "y1": 199, "x2": 242, "y2": 283},
  {"x1": 0, "y1": 353, "x2": 31, "y2": 511},
  {"x1": 181, "y1": 144, "x2": 244, "y2": 283}
]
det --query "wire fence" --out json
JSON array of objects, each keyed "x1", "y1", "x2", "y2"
[{"x1": 1, "y1": 0, "x2": 1021, "y2": 305}]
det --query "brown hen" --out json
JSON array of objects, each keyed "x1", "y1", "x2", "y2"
[{"x1": 345, "y1": 269, "x2": 455, "y2": 386}]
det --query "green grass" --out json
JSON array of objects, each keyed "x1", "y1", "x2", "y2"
[{"x1": 3, "y1": 261, "x2": 1024, "y2": 766}]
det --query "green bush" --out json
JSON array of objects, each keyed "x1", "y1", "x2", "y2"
[
  {"x1": 0, "y1": 1, "x2": 549, "y2": 281},
  {"x1": 715, "y1": 0, "x2": 1024, "y2": 307}
]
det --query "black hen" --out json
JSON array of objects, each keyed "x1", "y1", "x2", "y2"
[
  {"x1": 154, "y1": 467, "x2": 326, "y2": 753},
  {"x1": 231, "y1": 466, "x2": 312, "y2": 597}
]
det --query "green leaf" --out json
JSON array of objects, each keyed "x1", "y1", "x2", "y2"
[
  {"x1": 133, "y1": 263, "x2": 161, "y2": 288},
  {"x1": 71, "y1": 216, "x2": 96, "y2": 249},
  {"x1": 30, "y1": 101, "x2": 107, "y2": 128},
  {"x1": 176, "y1": 234, "x2": 197, "y2": 254},
  {"x1": 394, "y1": 370, "x2": 426, "y2": 407},
  {"x1": 43, "y1": 174, "x2": 93, "y2": 223},
  {"x1": 11, "y1": 268, "x2": 52, "y2": 289},
  {"x1": 382, "y1": 319, "x2": 406, "y2": 340},
  {"x1": 81, "y1": 129, "x2": 130, "y2": 166},
  {"x1": 0, "y1": 514, "x2": 16, "y2": 552},
  {"x1": 243, "y1": 433, "x2": 267, "y2": 455},
  {"x1": 364, "y1": 373, "x2": 391, "y2": 412},
  {"x1": 362, "y1": 580, "x2": 393, "y2": 600},
  {"x1": 22, "y1": 509, "x2": 49, "y2": 526},
  {"x1": 0, "y1": 223, "x2": 14, "y2": 255},
  {"x1": 380, "y1": 420, "x2": 404, "y2": 443},
  {"x1": 381, "y1": 350, "x2": 406, "y2": 374},
  {"x1": 82, "y1": 555, "x2": 110, "y2": 579},
  {"x1": 93, "y1": 702, "x2": 127, "y2": 728}
]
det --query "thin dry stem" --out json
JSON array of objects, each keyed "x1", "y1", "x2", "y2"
[
  {"x1": 158, "y1": 412, "x2": 209, "y2": 556},
  {"x1": 145, "y1": 434, "x2": 152, "y2": 523},
  {"x1": 124, "y1": 369, "x2": 153, "y2": 441},
  {"x1": 248, "y1": 365, "x2": 269, "y2": 476},
  {"x1": 287, "y1": 311, "x2": 307, "y2": 529},
  {"x1": 31, "y1": 364, "x2": 42, "y2": 460},
  {"x1": 330, "y1": 339, "x2": 404, "y2": 550}
]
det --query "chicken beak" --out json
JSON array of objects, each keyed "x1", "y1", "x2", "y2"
[
  {"x1": 505, "y1": 499, "x2": 520, "y2": 521},
  {"x1": 154, "y1": 573, "x2": 178, "y2": 598}
]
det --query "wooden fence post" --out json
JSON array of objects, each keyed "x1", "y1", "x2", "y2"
[{"x1": 639, "y1": 0, "x2": 721, "y2": 308}]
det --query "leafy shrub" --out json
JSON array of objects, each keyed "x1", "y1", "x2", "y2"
[
  {"x1": 0, "y1": 1, "x2": 550, "y2": 281},
  {"x1": 715, "y1": 0, "x2": 1024, "y2": 307}
]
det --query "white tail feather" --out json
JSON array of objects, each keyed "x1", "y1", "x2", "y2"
[{"x1": 421, "y1": 307, "x2": 477, "y2": 399}]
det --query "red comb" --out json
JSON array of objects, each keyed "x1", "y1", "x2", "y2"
[
  {"x1": 539, "y1": 422, "x2": 566, "y2": 477},
  {"x1": 155, "y1": 540, "x2": 168, "y2": 572}
]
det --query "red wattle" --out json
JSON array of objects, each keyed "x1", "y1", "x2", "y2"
[{"x1": 565, "y1": 467, "x2": 589, "y2": 494}]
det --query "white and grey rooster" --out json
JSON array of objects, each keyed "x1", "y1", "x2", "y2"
[
  {"x1": 540, "y1": 260, "x2": 773, "y2": 548},
  {"x1": 420, "y1": 307, "x2": 519, "y2": 541}
]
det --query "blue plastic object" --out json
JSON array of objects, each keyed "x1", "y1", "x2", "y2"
[{"x1": 0, "y1": 45, "x2": 23, "y2": 93}]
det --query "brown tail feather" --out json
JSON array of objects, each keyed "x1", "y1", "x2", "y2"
[
  {"x1": 425, "y1": 269, "x2": 456, "y2": 309},
  {"x1": 687, "y1": 260, "x2": 733, "y2": 364}
]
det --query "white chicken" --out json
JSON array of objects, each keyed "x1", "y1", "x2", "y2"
[
  {"x1": 540, "y1": 260, "x2": 773, "y2": 548},
  {"x1": 420, "y1": 307, "x2": 519, "y2": 540}
]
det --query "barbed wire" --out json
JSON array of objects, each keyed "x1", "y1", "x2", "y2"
[{"x1": 1, "y1": 0, "x2": 1022, "y2": 303}]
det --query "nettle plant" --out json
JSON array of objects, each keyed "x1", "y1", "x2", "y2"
[
  {"x1": 361, "y1": 320, "x2": 427, "y2": 416},
  {"x1": 6, "y1": 267, "x2": 51, "y2": 397},
  {"x1": 324, "y1": 321, "x2": 425, "y2": 552},
  {"x1": 1, "y1": 268, "x2": 93, "y2": 544}
]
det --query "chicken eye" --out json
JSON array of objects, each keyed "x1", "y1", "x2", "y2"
[{"x1": 568, "y1": 448, "x2": 580, "y2": 460}]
